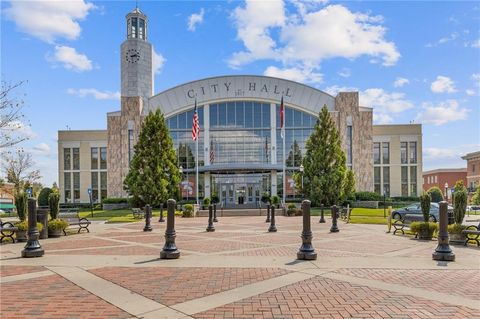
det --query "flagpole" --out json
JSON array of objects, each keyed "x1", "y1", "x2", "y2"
[
  {"x1": 196, "y1": 135, "x2": 199, "y2": 205},
  {"x1": 282, "y1": 124, "x2": 286, "y2": 207}
]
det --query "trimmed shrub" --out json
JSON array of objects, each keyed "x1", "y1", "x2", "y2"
[
  {"x1": 203, "y1": 197, "x2": 211, "y2": 206},
  {"x1": 419, "y1": 192, "x2": 431, "y2": 223},
  {"x1": 410, "y1": 221, "x2": 438, "y2": 238},
  {"x1": 38, "y1": 187, "x2": 52, "y2": 206},
  {"x1": 211, "y1": 194, "x2": 219, "y2": 204},
  {"x1": 391, "y1": 196, "x2": 420, "y2": 202},
  {"x1": 471, "y1": 186, "x2": 480, "y2": 205},
  {"x1": 261, "y1": 192, "x2": 270, "y2": 203},
  {"x1": 47, "y1": 219, "x2": 68, "y2": 231},
  {"x1": 102, "y1": 197, "x2": 129, "y2": 204},
  {"x1": 48, "y1": 189, "x2": 60, "y2": 220},
  {"x1": 453, "y1": 187, "x2": 467, "y2": 224},
  {"x1": 183, "y1": 204, "x2": 194, "y2": 217},
  {"x1": 271, "y1": 195, "x2": 280, "y2": 205},
  {"x1": 427, "y1": 186, "x2": 444, "y2": 203},
  {"x1": 355, "y1": 191, "x2": 382, "y2": 201},
  {"x1": 447, "y1": 223, "x2": 467, "y2": 235},
  {"x1": 14, "y1": 191, "x2": 27, "y2": 221},
  {"x1": 15, "y1": 220, "x2": 43, "y2": 232}
]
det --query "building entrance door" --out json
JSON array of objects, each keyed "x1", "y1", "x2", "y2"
[{"x1": 213, "y1": 173, "x2": 270, "y2": 209}]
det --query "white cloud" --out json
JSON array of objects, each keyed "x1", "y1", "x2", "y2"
[
  {"x1": 323, "y1": 85, "x2": 358, "y2": 96},
  {"x1": 187, "y1": 8, "x2": 205, "y2": 31},
  {"x1": 373, "y1": 113, "x2": 394, "y2": 124},
  {"x1": 423, "y1": 144, "x2": 480, "y2": 169},
  {"x1": 416, "y1": 100, "x2": 469, "y2": 126},
  {"x1": 360, "y1": 88, "x2": 414, "y2": 113},
  {"x1": 2, "y1": 120, "x2": 37, "y2": 139},
  {"x1": 67, "y1": 88, "x2": 120, "y2": 100},
  {"x1": 31, "y1": 143, "x2": 52, "y2": 156},
  {"x1": 466, "y1": 89, "x2": 476, "y2": 96},
  {"x1": 264, "y1": 65, "x2": 322, "y2": 83},
  {"x1": 430, "y1": 75, "x2": 456, "y2": 93},
  {"x1": 152, "y1": 49, "x2": 166, "y2": 75},
  {"x1": 5, "y1": 0, "x2": 95, "y2": 43},
  {"x1": 472, "y1": 73, "x2": 480, "y2": 82},
  {"x1": 229, "y1": 2, "x2": 399, "y2": 81},
  {"x1": 465, "y1": 38, "x2": 480, "y2": 48},
  {"x1": 338, "y1": 68, "x2": 351, "y2": 78},
  {"x1": 51, "y1": 45, "x2": 92, "y2": 72},
  {"x1": 393, "y1": 77, "x2": 409, "y2": 87}
]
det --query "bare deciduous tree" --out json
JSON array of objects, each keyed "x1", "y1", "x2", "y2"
[
  {"x1": 1, "y1": 150, "x2": 41, "y2": 193},
  {"x1": 0, "y1": 80, "x2": 29, "y2": 149}
]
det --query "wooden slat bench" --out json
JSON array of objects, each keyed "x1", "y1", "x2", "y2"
[
  {"x1": 58, "y1": 210, "x2": 91, "y2": 235},
  {"x1": 0, "y1": 219, "x2": 18, "y2": 243},
  {"x1": 132, "y1": 208, "x2": 145, "y2": 219},
  {"x1": 462, "y1": 223, "x2": 480, "y2": 246}
]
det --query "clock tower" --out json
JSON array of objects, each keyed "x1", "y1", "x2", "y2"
[{"x1": 121, "y1": 7, "x2": 153, "y2": 102}]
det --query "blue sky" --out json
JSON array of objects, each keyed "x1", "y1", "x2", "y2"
[{"x1": 1, "y1": 0, "x2": 479, "y2": 187}]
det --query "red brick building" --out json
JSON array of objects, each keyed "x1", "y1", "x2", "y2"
[
  {"x1": 422, "y1": 168, "x2": 467, "y2": 199},
  {"x1": 462, "y1": 151, "x2": 480, "y2": 192}
]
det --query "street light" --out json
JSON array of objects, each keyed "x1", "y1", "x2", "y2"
[
  {"x1": 179, "y1": 166, "x2": 184, "y2": 201},
  {"x1": 444, "y1": 182, "x2": 449, "y2": 202},
  {"x1": 383, "y1": 190, "x2": 386, "y2": 218},
  {"x1": 299, "y1": 164, "x2": 304, "y2": 199}
]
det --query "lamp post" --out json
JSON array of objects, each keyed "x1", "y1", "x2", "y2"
[
  {"x1": 383, "y1": 191, "x2": 386, "y2": 218},
  {"x1": 299, "y1": 164, "x2": 304, "y2": 199},
  {"x1": 179, "y1": 166, "x2": 183, "y2": 201},
  {"x1": 444, "y1": 182, "x2": 449, "y2": 203}
]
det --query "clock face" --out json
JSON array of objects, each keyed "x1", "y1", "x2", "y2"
[{"x1": 125, "y1": 49, "x2": 140, "y2": 63}]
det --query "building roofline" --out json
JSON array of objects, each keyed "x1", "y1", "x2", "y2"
[
  {"x1": 58, "y1": 130, "x2": 107, "y2": 133},
  {"x1": 461, "y1": 151, "x2": 480, "y2": 160},
  {"x1": 373, "y1": 123, "x2": 422, "y2": 127},
  {"x1": 423, "y1": 168, "x2": 467, "y2": 175}
]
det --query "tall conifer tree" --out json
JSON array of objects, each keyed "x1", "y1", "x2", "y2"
[
  {"x1": 297, "y1": 105, "x2": 347, "y2": 206},
  {"x1": 124, "y1": 109, "x2": 180, "y2": 207}
]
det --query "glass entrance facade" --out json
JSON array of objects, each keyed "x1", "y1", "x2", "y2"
[{"x1": 212, "y1": 173, "x2": 270, "y2": 208}]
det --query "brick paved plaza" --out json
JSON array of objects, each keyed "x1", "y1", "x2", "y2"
[{"x1": 1, "y1": 216, "x2": 479, "y2": 318}]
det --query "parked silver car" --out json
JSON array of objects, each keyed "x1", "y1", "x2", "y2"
[{"x1": 392, "y1": 202, "x2": 453, "y2": 222}]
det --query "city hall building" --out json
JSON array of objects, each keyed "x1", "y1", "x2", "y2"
[{"x1": 58, "y1": 8, "x2": 423, "y2": 205}]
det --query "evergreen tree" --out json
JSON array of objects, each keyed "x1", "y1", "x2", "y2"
[
  {"x1": 426, "y1": 186, "x2": 443, "y2": 203},
  {"x1": 286, "y1": 140, "x2": 302, "y2": 167},
  {"x1": 343, "y1": 169, "x2": 356, "y2": 200},
  {"x1": 295, "y1": 105, "x2": 347, "y2": 206},
  {"x1": 472, "y1": 185, "x2": 480, "y2": 205},
  {"x1": 124, "y1": 109, "x2": 180, "y2": 207}
]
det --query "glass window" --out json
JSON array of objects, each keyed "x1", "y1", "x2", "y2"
[
  {"x1": 227, "y1": 102, "x2": 235, "y2": 126},
  {"x1": 409, "y1": 142, "x2": 417, "y2": 164},
  {"x1": 383, "y1": 166, "x2": 390, "y2": 196},
  {"x1": 72, "y1": 148, "x2": 80, "y2": 170},
  {"x1": 179, "y1": 112, "x2": 187, "y2": 129},
  {"x1": 373, "y1": 143, "x2": 381, "y2": 165},
  {"x1": 262, "y1": 103, "x2": 270, "y2": 128},
  {"x1": 253, "y1": 102, "x2": 262, "y2": 127},
  {"x1": 346, "y1": 126, "x2": 353, "y2": 166},
  {"x1": 100, "y1": 147, "x2": 107, "y2": 169},
  {"x1": 64, "y1": 172, "x2": 71, "y2": 203},
  {"x1": 285, "y1": 107, "x2": 293, "y2": 127},
  {"x1": 100, "y1": 172, "x2": 107, "y2": 200},
  {"x1": 91, "y1": 172, "x2": 98, "y2": 203},
  {"x1": 244, "y1": 102, "x2": 253, "y2": 128},
  {"x1": 139, "y1": 18, "x2": 145, "y2": 39},
  {"x1": 218, "y1": 103, "x2": 227, "y2": 126},
  {"x1": 401, "y1": 166, "x2": 408, "y2": 197},
  {"x1": 235, "y1": 101, "x2": 244, "y2": 127},
  {"x1": 131, "y1": 17, "x2": 137, "y2": 38},
  {"x1": 64, "y1": 148, "x2": 71, "y2": 170},
  {"x1": 73, "y1": 172, "x2": 80, "y2": 202},
  {"x1": 382, "y1": 142, "x2": 390, "y2": 164},
  {"x1": 210, "y1": 104, "x2": 218, "y2": 127},
  {"x1": 302, "y1": 113, "x2": 310, "y2": 128},
  {"x1": 293, "y1": 110, "x2": 302, "y2": 127},
  {"x1": 374, "y1": 167, "x2": 381, "y2": 194},
  {"x1": 168, "y1": 116, "x2": 177, "y2": 130},
  {"x1": 91, "y1": 148, "x2": 98, "y2": 169},
  {"x1": 410, "y1": 166, "x2": 417, "y2": 196},
  {"x1": 401, "y1": 142, "x2": 408, "y2": 164},
  {"x1": 128, "y1": 130, "x2": 134, "y2": 163}
]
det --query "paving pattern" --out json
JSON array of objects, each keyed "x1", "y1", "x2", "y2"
[{"x1": 1, "y1": 215, "x2": 479, "y2": 319}]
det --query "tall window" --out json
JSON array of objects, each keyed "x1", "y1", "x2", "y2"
[
  {"x1": 64, "y1": 148, "x2": 71, "y2": 170},
  {"x1": 346, "y1": 125, "x2": 353, "y2": 168},
  {"x1": 401, "y1": 166, "x2": 408, "y2": 197},
  {"x1": 383, "y1": 166, "x2": 390, "y2": 196},
  {"x1": 64, "y1": 172, "x2": 71, "y2": 203},
  {"x1": 128, "y1": 130, "x2": 134, "y2": 163},
  {"x1": 373, "y1": 142, "x2": 381, "y2": 164},
  {"x1": 73, "y1": 148, "x2": 80, "y2": 170},
  {"x1": 100, "y1": 172, "x2": 107, "y2": 200},
  {"x1": 410, "y1": 167, "x2": 417, "y2": 196},
  {"x1": 73, "y1": 172, "x2": 80, "y2": 202},
  {"x1": 409, "y1": 142, "x2": 417, "y2": 164},
  {"x1": 139, "y1": 19, "x2": 145, "y2": 39},
  {"x1": 401, "y1": 142, "x2": 408, "y2": 164},
  {"x1": 100, "y1": 147, "x2": 107, "y2": 169},
  {"x1": 382, "y1": 142, "x2": 390, "y2": 164},
  {"x1": 91, "y1": 148, "x2": 98, "y2": 169},
  {"x1": 91, "y1": 172, "x2": 99, "y2": 203},
  {"x1": 374, "y1": 167, "x2": 381, "y2": 194},
  {"x1": 131, "y1": 17, "x2": 137, "y2": 38}
]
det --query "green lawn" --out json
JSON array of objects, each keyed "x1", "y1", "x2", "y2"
[{"x1": 79, "y1": 209, "x2": 183, "y2": 223}]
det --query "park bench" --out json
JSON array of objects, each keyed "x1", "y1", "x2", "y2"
[
  {"x1": 392, "y1": 214, "x2": 421, "y2": 237},
  {"x1": 0, "y1": 218, "x2": 18, "y2": 243},
  {"x1": 58, "y1": 209, "x2": 90, "y2": 235},
  {"x1": 462, "y1": 222, "x2": 480, "y2": 246},
  {"x1": 132, "y1": 208, "x2": 145, "y2": 219}
]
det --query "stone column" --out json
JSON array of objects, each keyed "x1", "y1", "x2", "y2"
[
  {"x1": 22, "y1": 198, "x2": 44, "y2": 258},
  {"x1": 160, "y1": 199, "x2": 180, "y2": 259},
  {"x1": 297, "y1": 200, "x2": 317, "y2": 260},
  {"x1": 433, "y1": 201, "x2": 455, "y2": 261}
]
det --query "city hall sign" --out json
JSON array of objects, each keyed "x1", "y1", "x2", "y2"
[{"x1": 186, "y1": 81, "x2": 294, "y2": 99}]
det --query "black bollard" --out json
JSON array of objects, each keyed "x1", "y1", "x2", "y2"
[
  {"x1": 158, "y1": 203, "x2": 165, "y2": 223},
  {"x1": 213, "y1": 204, "x2": 218, "y2": 222},
  {"x1": 297, "y1": 200, "x2": 317, "y2": 260},
  {"x1": 330, "y1": 205, "x2": 339, "y2": 233},
  {"x1": 268, "y1": 205, "x2": 277, "y2": 232},
  {"x1": 160, "y1": 199, "x2": 180, "y2": 259},
  {"x1": 143, "y1": 205, "x2": 152, "y2": 232},
  {"x1": 319, "y1": 204, "x2": 326, "y2": 223},
  {"x1": 265, "y1": 204, "x2": 271, "y2": 222},
  {"x1": 433, "y1": 201, "x2": 455, "y2": 261},
  {"x1": 206, "y1": 205, "x2": 215, "y2": 232},
  {"x1": 22, "y1": 198, "x2": 44, "y2": 258}
]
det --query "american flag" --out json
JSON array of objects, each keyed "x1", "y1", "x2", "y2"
[
  {"x1": 210, "y1": 139, "x2": 215, "y2": 164},
  {"x1": 280, "y1": 96, "x2": 284, "y2": 139},
  {"x1": 191, "y1": 100, "x2": 200, "y2": 141}
]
